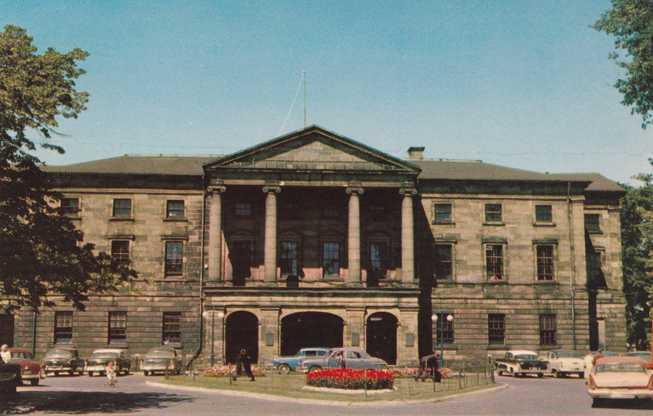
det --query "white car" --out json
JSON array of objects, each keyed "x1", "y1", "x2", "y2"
[
  {"x1": 542, "y1": 350, "x2": 585, "y2": 378},
  {"x1": 495, "y1": 350, "x2": 548, "y2": 377},
  {"x1": 588, "y1": 356, "x2": 653, "y2": 406}
]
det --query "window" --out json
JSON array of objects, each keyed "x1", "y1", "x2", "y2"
[
  {"x1": 535, "y1": 205, "x2": 552, "y2": 223},
  {"x1": 112, "y1": 198, "x2": 132, "y2": 218},
  {"x1": 162, "y1": 312, "x2": 181, "y2": 344},
  {"x1": 369, "y1": 206, "x2": 386, "y2": 222},
  {"x1": 322, "y1": 206, "x2": 339, "y2": 218},
  {"x1": 60, "y1": 198, "x2": 79, "y2": 215},
  {"x1": 165, "y1": 241, "x2": 183, "y2": 275},
  {"x1": 166, "y1": 200, "x2": 185, "y2": 218},
  {"x1": 485, "y1": 244, "x2": 504, "y2": 280},
  {"x1": 368, "y1": 241, "x2": 388, "y2": 279},
  {"x1": 111, "y1": 241, "x2": 130, "y2": 266},
  {"x1": 434, "y1": 312, "x2": 455, "y2": 344},
  {"x1": 280, "y1": 240, "x2": 299, "y2": 276},
  {"x1": 322, "y1": 242, "x2": 341, "y2": 277},
  {"x1": 485, "y1": 203, "x2": 503, "y2": 223},
  {"x1": 585, "y1": 214, "x2": 601, "y2": 233},
  {"x1": 434, "y1": 244, "x2": 453, "y2": 280},
  {"x1": 235, "y1": 202, "x2": 252, "y2": 217},
  {"x1": 536, "y1": 245, "x2": 555, "y2": 281},
  {"x1": 108, "y1": 312, "x2": 127, "y2": 344},
  {"x1": 231, "y1": 240, "x2": 254, "y2": 279},
  {"x1": 433, "y1": 203, "x2": 452, "y2": 224},
  {"x1": 488, "y1": 314, "x2": 505, "y2": 345},
  {"x1": 539, "y1": 314, "x2": 557, "y2": 346},
  {"x1": 54, "y1": 311, "x2": 73, "y2": 344}
]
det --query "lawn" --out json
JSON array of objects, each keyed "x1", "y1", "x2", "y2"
[{"x1": 156, "y1": 373, "x2": 496, "y2": 402}]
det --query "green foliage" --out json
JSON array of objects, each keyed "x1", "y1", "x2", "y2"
[
  {"x1": 594, "y1": 0, "x2": 653, "y2": 128},
  {"x1": 620, "y1": 159, "x2": 653, "y2": 349},
  {"x1": 0, "y1": 25, "x2": 136, "y2": 312}
]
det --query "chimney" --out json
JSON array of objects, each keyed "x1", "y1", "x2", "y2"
[{"x1": 407, "y1": 146, "x2": 425, "y2": 161}]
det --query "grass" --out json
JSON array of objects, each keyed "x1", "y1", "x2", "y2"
[{"x1": 156, "y1": 373, "x2": 496, "y2": 403}]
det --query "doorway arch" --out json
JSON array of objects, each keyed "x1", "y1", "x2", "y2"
[
  {"x1": 280, "y1": 312, "x2": 343, "y2": 356},
  {"x1": 366, "y1": 312, "x2": 397, "y2": 364},
  {"x1": 225, "y1": 311, "x2": 259, "y2": 364}
]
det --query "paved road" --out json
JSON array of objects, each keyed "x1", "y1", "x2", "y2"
[{"x1": 2, "y1": 374, "x2": 652, "y2": 416}]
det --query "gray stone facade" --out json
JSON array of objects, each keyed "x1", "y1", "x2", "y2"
[{"x1": 7, "y1": 126, "x2": 626, "y2": 366}]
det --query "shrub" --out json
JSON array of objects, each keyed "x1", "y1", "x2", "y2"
[
  {"x1": 203, "y1": 365, "x2": 266, "y2": 377},
  {"x1": 306, "y1": 368, "x2": 394, "y2": 390}
]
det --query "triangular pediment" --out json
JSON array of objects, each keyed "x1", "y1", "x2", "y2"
[{"x1": 204, "y1": 126, "x2": 420, "y2": 173}]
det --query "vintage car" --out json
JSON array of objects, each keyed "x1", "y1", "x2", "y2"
[
  {"x1": 0, "y1": 362, "x2": 21, "y2": 395},
  {"x1": 588, "y1": 356, "x2": 653, "y2": 405},
  {"x1": 6, "y1": 348, "x2": 44, "y2": 386},
  {"x1": 142, "y1": 346, "x2": 182, "y2": 376},
  {"x1": 85, "y1": 348, "x2": 130, "y2": 376},
  {"x1": 299, "y1": 347, "x2": 387, "y2": 373},
  {"x1": 42, "y1": 346, "x2": 86, "y2": 376},
  {"x1": 542, "y1": 350, "x2": 585, "y2": 378},
  {"x1": 495, "y1": 350, "x2": 547, "y2": 377},
  {"x1": 271, "y1": 347, "x2": 330, "y2": 374}
]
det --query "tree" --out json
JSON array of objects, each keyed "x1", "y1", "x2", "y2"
[
  {"x1": 620, "y1": 159, "x2": 653, "y2": 349},
  {"x1": 594, "y1": 1, "x2": 653, "y2": 128},
  {"x1": 0, "y1": 25, "x2": 136, "y2": 312}
]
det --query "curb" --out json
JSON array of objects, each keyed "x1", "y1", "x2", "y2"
[{"x1": 145, "y1": 381, "x2": 508, "y2": 407}]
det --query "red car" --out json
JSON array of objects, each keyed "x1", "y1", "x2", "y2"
[{"x1": 7, "y1": 348, "x2": 44, "y2": 386}]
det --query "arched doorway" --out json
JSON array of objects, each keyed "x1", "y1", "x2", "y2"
[
  {"x1": 281, "y1": 312, "x2": 343, "y2": 356},
  {"x1": 366, "y1": 312, "x2": 397, "y2": 364},
  {"x1": 225, "y1": 311, "x2": 258, "y2": 364}
]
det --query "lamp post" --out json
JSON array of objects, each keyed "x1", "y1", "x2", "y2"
[{"x1": 432, "y1": 313, "x2": 454, "y2": 367}]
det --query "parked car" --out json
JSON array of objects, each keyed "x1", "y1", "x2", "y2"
[
  {"x1": 587, "y1": 356, "x2": 653, "y2": 406},
  {"x1": 6, "y1": 348, "x2": 44, "y2": 386},
  {"x1": 42, "y1": 346, "x2": 86, "y2": 376},
  {"x1": 272, "y1": 348, "x2": 330, "y2": 374},
  {"x1": 495, "y1": 350, "x2": 547, "y2": 378},
  {"x1": 299, "y1": 347, "x2": 387, "y2": 373},
  {"x1": 85, "y1": 349, "x2": 130, "y2": 376},
  {"x1": 542, "y1": 350, "x2": 585, "y2": 378},
  {"x1": 0, "y1": 362, "x2": 21, "y2": 395},
  {"x1": 142, "y1": 346, "x2": 182, "y2": 376}
]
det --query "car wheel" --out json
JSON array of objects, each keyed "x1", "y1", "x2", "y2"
[
  {"x1": 592, "y1": 398, "x2": 604, "y2": 407},
  {"x1": 537, "y1": 373, "x2": 543, "y2": 378},
  {"x1": 577, "y1": 372, "x2": 584, "y2": 378},
  {"x1": 278, "y1": 364, "x2": 291, "y2": 375},
  {"x1": 144, "y1": 371, "x2": 149, "y2": 376},
  {"x1": 54, "y1": 371, "x2": 59, "y2": 377},
  {"x1": 553, "y1": 370, "x2": 561, "y2": 378},
  {"x1": 30, "y1": 379, "x2": 39, "y2": 386}
]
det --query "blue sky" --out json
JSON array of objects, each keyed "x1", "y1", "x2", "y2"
[{"x1": 2, "y1": 0, "x2": 651, "y2": 183}]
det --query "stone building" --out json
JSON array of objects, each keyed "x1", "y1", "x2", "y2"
[{"x1": 5, "y1": 126, "x2": 626, "y2": 365}]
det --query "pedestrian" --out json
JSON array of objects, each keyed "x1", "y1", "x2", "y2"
[
  {"x1": 336, "y1": 351, "x2": 346, "y2": 369},
  {"x1": 0, "y1": 345, "x2": 10, "y2": 364},
  {"x1": 106, "y1": 360, "x2": 117, "y2": 387},
  {"x1": 415, "y1": 351, "x2": 440, "y2": 382},
  {"x1": 234, "y1": 348, "x2": 255, "y2": 381}
]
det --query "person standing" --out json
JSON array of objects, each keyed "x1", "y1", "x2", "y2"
[
  {"x1": 415, "y1": 351, "x2": 440, "y2": 382},
  {"x1": 106, "y1": 361, "x2": 117, "y2": 387},
  {"x1": 0, "y1": 345, "x2": 11, "y2": 364},
  {"x1": 234, "y1": 348, "x2": 255, "y2": 381}
]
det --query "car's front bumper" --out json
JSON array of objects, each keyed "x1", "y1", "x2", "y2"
[
  {"x1": 44, "y1": 365, "x2": 73, "y2": 372},
  {"x1": 142, "y1": 365, "x2": 174, "y2": 372},
  {"x1": 588, "y1": 388, "x2": 653, "y2": 400},
  {"x1": 85, "y1": 365, "x2": 107, "y2": 373},
  {"x1": 20, "y1": 372, "x2": 42, "y2": 380}
]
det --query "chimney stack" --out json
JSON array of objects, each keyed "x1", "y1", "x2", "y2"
[{"x1": 407, "y1": 146, "x2": 425, "y2": 161}]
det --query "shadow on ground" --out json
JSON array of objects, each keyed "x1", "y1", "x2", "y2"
[
  {"x1": 0, "y1": 391, "x2": 193, "y2": 415},
  {"x1": 592, "y1": 399, "x2": 653, "y2": 411}
]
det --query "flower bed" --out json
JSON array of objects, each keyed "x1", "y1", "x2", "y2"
[
  {"x1": 203, "y1": 365, "x2": 266, "y2": 378},
  {"x1": 390, "y1": 367, "x2": 453, "y2": 379},
  {"x1": 306, "y1": 368, "x2": 394, "y2": 390}
]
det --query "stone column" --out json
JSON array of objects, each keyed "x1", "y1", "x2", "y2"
[
  {"x1": 263, "y1": 186, "x2": 281, "y2": 282},
  {"x1": 207, "y1": 185, "x2": 226, "y2": 281},
  {"x1": 400, "y1": 187, "x2": 417, "y2": 283},
  {"x1": 346, "y1": 186, "x2": 364, "y2": 283}
]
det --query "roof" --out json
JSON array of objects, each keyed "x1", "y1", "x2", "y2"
[
  {"x1": 43, "y1": 155, "x2": 216, "y2": 176},
  {"x1": 546, "y1": 173, "x2": 625, "y2": 193}
]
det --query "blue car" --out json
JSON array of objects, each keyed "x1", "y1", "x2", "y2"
[{"x1": 271, "y1": 348, "x2": 330, "y2": 374}]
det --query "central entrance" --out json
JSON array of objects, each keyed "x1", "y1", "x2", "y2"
[{"x1": 281, "y1": 312, "x2": 343, "y2": 356}]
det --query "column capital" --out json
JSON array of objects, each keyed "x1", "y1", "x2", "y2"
[
  {"x1": 346, "y1": 186, "x2": 364, "y2": 195},
  {"x1": 207, "y1": 185, "x2": 226, "y2": 194},
  {"x1": 262, "y1": 185, "x2": 281, "y2": 194},
  {"x1": 399, "y1": 187, "x2": 418, "y2": 196}
]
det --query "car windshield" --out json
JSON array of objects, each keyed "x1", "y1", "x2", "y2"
[
  {"x1": 595, "y1": 363, "x2": 646, "y2": 373},
  {"x1": 514, "y1": 354, "x2": 537, "y2": 360},
  {"x1": 45, "y1": 349, "x2": 73, "y2": 358},
  {"x1": 147, "y1": 349, "x2": 175, "y2": 358},
  {"x1": 91, "y1": 352, "x2": 119, "y2": 359},
  {"x1": 556, "y1": 351, "x2": 584, "y2": 358}
]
